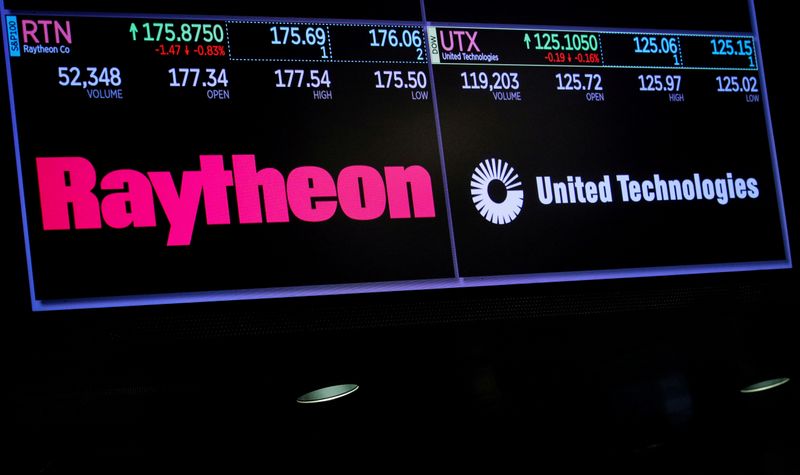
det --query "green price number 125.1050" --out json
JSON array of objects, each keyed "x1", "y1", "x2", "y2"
[{"x1": 524, "y1": 32, "x2": 599, "y2": 52}]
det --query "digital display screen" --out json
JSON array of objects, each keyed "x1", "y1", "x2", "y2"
[{"x1": 2, "y1": 1, "x2": 790, "y2": 311}]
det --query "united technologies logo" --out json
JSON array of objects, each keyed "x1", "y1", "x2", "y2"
[{"x1": 470, "y1": 158, "x2": 523, "y2": 225}]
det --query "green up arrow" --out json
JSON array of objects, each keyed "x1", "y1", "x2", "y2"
[
  {"x1": 524, "y1": 33, "x2": 531, "y2": 49},
  {"x1": 129, "y1": 23, "x2": 138, "y2": 41}
]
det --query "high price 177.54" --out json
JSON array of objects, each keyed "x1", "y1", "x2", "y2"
[{"x1": 274, "y1": 69, "x2": 331, "y2": 88}]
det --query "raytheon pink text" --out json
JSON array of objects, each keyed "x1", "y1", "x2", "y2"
[{"x1": 36, "y1": 155, "x2": 437, "y2": 246}]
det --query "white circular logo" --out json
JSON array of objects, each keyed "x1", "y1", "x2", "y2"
[{"x1": 471, "y1": 158, "x2": 524, "y2": 225}]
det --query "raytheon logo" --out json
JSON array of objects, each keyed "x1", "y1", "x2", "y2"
[
  {"x1": 36, "y1": 155, "x2": 436, "y2": 246},
  {"x1": 471, "y1": 158, "x2": 524, "y2": 224}
]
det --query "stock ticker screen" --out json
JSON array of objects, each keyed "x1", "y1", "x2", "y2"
[{"x1": 1, "y1": 1, "x2": 790, "y2": 310}]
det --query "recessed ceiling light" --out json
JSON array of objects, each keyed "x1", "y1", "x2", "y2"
[
  {"x1": 740, "y1": 377, "x2": 790, "y2": 394},
  {"x1": 297, "y1": 383, "x2": 359, "y2": 404}
]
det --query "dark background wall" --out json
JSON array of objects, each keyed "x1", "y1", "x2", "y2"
[{"x1": 2, "y1": 1, "x2": 797, "y2": 471}]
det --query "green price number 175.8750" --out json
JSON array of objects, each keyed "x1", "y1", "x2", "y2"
[{"x1": 129, "y1": 22, "x2": 225, "y2": 43}]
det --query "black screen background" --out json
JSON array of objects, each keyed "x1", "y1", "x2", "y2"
[
  {"x1": 10, "y1": 17, "x2": 455, "y2": 299},
  {"x1": 1, "y1": 0, "x2": 792, "y2": 307},
  {"x1": 437, "y1": 67, "x2": 783, "y2": 276}
]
